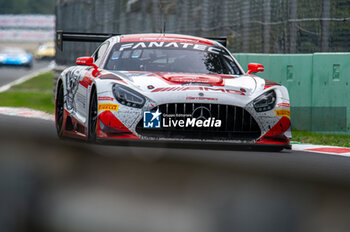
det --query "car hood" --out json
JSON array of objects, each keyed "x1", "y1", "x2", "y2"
[
  {"x1": 104, "y1": 71, "x2": 266, "y2": 106},
  {"x1": 0, "y1": 53, "x2": 31, "y2": 59},
  {"x1": 36, "y1": 49, "x2": 55, "y2": 55}
]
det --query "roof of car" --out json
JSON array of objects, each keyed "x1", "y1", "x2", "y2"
[
  {"x1": 118, "y1": 33, "x2": 219, "y2": 46},
  {"x1": 0, "y1": 47, "x2": 26, "y2": 54}
]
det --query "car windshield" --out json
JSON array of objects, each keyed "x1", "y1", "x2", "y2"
[
  {"x1": 39, "y1": 44, "x2": 54, "y2": 50},
  {"x1": 0, "y1": 48, "x2": 25, "y2": 55},
  {"x1": 105, "y1": 42, "x2": 242, "y2": 75}
]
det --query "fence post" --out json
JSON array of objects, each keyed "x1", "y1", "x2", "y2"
[
  {"x1": 263, "y1": 0, "x2": 271, "y2": 53},
  {"x1": 321, "y1": 0, "x2": 330, "y2": 52},
  {"x1": 289, "y1": 0, "x2": 297, "y2": 53},
  {"x1": 241, "y1": 1, "x2": 250, "y2": 52},
  {"x1": 152, "y1": 0, "x2": 160, "y2": 33},
  {"x1": 201, "y1": 0, "x2": 210, "y2": 36}
]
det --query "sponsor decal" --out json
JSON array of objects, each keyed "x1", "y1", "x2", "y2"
[
  {"x1": 152, "y1": 86, "x2": 245, "y2": 95},
  {"x1": 162, "y1": 117, "x2": 221, "y2": 128},
  {"x1": 277, "y1": 103, "x2": 290, "y2": 107},
  {"x1": 143, "y1": 109, "x2": 162, "y2": 128},
  {"x1": 143, "y1": 107, "x2": 222, "y2": 129},
  {"x1": 169, "y1": 76, "x2": 214, "y2": 83},
  {"x1": 274, "y1": 109, "x2": 290, "y2": 117},
  {"x1": 98, "y1": 96, "x2": 115, "y2": 101},
  {"x1": 98, "y1": 103, "x2": 119, "y2": 111},
  {"x1": 118, "y1": 42, "x2": 222, "y2": 54},
  {"x1": 186, "y1": 96, "x2": 218, "y2": 101}
]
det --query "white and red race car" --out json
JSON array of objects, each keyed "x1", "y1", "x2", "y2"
[{"x1": 55, "y1": 32, "x2": 291, "y2": 150}]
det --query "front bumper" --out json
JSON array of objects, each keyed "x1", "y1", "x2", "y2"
[
  {"x1": 0, "y1": 60, "x2": 31, "y2": 66},
  {"x1": 96, "y1": 102, "x2": 291, "y2": 147}
]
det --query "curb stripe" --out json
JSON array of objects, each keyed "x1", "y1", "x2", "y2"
[
  {"x1": 0, "y1": 107, "x2": 54, "y2": 121},
  {"x1": 306, "y1": 147, "x2": 350, "y2": 154},
  {"x1": 293, "y1": 144, "x2": 350, "y2": 157}
]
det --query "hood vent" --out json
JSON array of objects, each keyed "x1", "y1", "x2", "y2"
[{"x1": 181, "y1": 82, "x2": 213, "y2": 87}]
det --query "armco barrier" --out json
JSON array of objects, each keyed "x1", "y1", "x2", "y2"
[{"x1": 234, "y1": 53, "x2": 350, "y2": 133}]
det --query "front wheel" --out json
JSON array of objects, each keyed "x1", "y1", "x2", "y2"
[
  {"x1": 25, "y1": 62, "x2": 33, "y2": 69},
  {"x1": 56, "y1": 82, "x2": 64, "y2": 138},
  {"x1": 87, "y1": 89, "x2": 98, "y2": 142}
]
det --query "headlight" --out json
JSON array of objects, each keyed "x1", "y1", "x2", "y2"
[
  {"x1": 112, "y1": 84, "x2": 145, "y2": 108},
  {"x1": 253, "y1": 90, "x2": 276, "y2": 112},
  {"x1": 20, "y1": 56, "x2": 29, "y2": 63}
]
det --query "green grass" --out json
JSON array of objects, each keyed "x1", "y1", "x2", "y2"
[
  {"x1": 11, "y1": 71, "x2": 54, "y2": 92},
  {"x1": 0, "y1": 71, "x2": 54, "y2": 114},
  {"x1": 292, "y1": 130, "x2": 350, "y2": 148}
]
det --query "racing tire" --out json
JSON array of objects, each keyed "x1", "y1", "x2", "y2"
[
  {"x1": 266, "y1": 147, "x2": 284, "y2": 152},
  {"x1": 87, "y1": 88, "x2": 98, "y2": 143},
  {"x1": 56, "y1": 82, "x2": 64, "y2": 138},
  {"x1": 25, "y1": 62, "x2": 33, "y2": 69},
  {"x1": 255, "y1": 146, "x2": 284, "y2": 152}
]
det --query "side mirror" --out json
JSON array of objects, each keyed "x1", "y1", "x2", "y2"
[
  {"x1": 247, "y1": 63, "x2": 264, "y2": 74},
  {"x1": 76, "y1": 57, "x2": 99, "y2": 77},
  {"x1": 76, "y1": 56, "x2": 94, "y2": 66}
]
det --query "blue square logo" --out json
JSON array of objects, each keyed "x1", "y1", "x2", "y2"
[{"x1": 143, "y1": 109, "x2": 161, "y2": 128}]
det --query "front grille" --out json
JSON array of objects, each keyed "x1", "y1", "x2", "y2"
[{"x1": 136, "y1": 103, "x2": 261, "y2": 140}]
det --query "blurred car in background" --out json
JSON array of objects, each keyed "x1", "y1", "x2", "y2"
[
  {"x1": 35, "y1": 41, "x2": 55, "y2": 60},
  {"x1": 0, "y1": 47, "x2": 33, "y2": 68}
]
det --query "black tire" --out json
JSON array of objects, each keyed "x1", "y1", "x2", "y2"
[
  {"x1": 56, "y1": 82, "x2": 64, "y2": 138},
  {"x1": 87, "y1": 88, "x2": 98, "y2": 142},
  {"x1": 255, "y1": 146, "x2": 284, "y2": 152},
  {"x1": 25, "y1": 62, "x2": 32, "y2": 69},
  {"x1": 266, "y1": 147, "x2": 284, "y2": 152}
]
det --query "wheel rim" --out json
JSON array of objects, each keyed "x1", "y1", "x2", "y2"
[{"x1": 56, "y1": 84, "x2": 64, "y2": 133}]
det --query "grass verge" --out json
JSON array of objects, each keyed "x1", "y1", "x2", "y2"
[
  {"x1": 292, "y1": 130, "x2": 350, "y2": 148},
  {"x1": 0, "y1": 71, "x2": 54, "y2": 114}
]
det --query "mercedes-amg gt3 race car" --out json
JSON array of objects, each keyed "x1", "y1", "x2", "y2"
[{"x1": 55, "y1": 32, "x2": 291, "y2": 150}]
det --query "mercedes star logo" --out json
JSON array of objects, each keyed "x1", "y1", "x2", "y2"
[{"x1": 192, "y1": 106, "x2": 212, "y2": 120}]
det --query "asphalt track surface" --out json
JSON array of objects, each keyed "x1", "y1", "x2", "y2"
[
  {"x1": 2, "y1": 115, "x2": 350, "y2": 231},
  {"x1": 2, "y1": 113, "x2": 350, "y2": 185},
  {"x1": 1, "y1": 67, "x2": 350, "y2": 231},
  {"x1": 0, "y1": 60, "x2": 52, "y2": 86}
]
